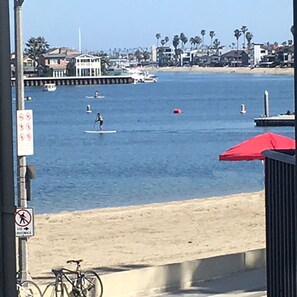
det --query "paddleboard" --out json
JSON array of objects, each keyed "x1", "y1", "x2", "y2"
[
  {"x1": 84, "y1": 130, "x2": 116, "y2": 134},
  {"x1": 85, "y1": 95, "x2": 105, "y2": 99}
]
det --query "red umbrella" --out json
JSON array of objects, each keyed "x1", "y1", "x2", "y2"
[{"x1": 219, "y1": 132, "x2": 295, "y2": 161}]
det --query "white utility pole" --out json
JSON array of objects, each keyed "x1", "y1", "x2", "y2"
[{"x1": 14, "y1": 0, "x2": 29, "y2": 282}]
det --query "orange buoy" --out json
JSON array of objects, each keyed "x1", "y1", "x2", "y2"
[{"x1": 173, "y1": 109, "x2": 182, "y2": 114}]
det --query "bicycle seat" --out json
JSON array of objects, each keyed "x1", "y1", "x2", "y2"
[
  {"x1": 52, "y1": 268, "x2": 63, "y2": 277},
  {"x1": 67, "y1": 259, "x2": 83, "y2": 265}
]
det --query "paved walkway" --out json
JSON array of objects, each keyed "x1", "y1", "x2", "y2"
[{"x1": 155, "y1": 268, "x2": 266, "y2": 297}]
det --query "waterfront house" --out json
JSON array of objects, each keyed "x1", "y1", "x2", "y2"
[
  {"x1": 275, "y1": 45, "x2": 294, "y2": 67},
  {"x1": 39, "y1": 53, "x2": 69, "y2": 77},
  {"x1": 38, "y1": 48, "x2": 80, "y2": 77},
  {"x1": 249, "y1": 44, "x2": 268, "y2": 66},
  {"x1": 10, "y1": 53, "x2": 36, "y2": 77},
  {"x1": 220, "y1": 50, "x2": 249, "y2": 67},
  {"x1": 72, "y1": 54, "x2": 102, "y2": 77}
]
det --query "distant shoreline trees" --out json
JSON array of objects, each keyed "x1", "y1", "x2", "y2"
[{"x1": 24, "y1": 36, "x2": 49, "y2": 73}]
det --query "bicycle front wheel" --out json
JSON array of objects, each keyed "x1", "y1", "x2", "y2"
[
  {"x1": 17, "y1": 280, "x2": 42, "y2": 297},
  {"x1": 81, "y1": 271, "x2": 103, "y2": 297}
]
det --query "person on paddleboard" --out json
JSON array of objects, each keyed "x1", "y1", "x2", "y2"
[
  {"x1": 95, "y1": 113, "x2": 104, "y2": 130},
  {"x1": 95, "y1": 90, "x2": 100, "y2": 98}
]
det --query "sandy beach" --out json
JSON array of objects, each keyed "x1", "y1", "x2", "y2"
[
  {"x1": 146, "y1": 66, "x2": 294, "y2": 76},
  {"x1": 27, "y1": 191, "x2": 266, "y2": 281}
]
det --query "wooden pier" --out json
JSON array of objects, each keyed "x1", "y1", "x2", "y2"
[
  {"x1": 254, "y1": 114, "x2": 295, "y2": 126},
  {"x1": 11, "y1": 75, "x2": 134, "y2": 87}
]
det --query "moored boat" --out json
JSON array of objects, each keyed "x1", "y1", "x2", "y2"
[
  {"x1": 43, "y1": 83, "x2": 57, "y2": 92},
  {"x1": 125, "y1": 68, "x2": 158, "y2": 84}
]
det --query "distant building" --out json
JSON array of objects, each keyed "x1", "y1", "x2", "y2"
[
  {"x1": 220, "y1": 50, "x2": 249, "y2": 67},
  {"x1": 38, "y1": 47, "x2": 80, "y2": 77},
  {"x1": 153, "y1": 46, "x2": 173, "y2": 66},
  {"x1": 275, "y1": 45, "x2": 294, "y2": 67},
  {"x1": 73, "y1": 54, "x2": 102, "y2": 77},
  {"x1": 39, "y1": 53, "x2": 69, "y2": 77},
  {"x1": 249, "y1": 44, "x2": 267, "y2": 66},
  {"x1": 151, "y1": 45, "x2": 157, "y2": 62}
]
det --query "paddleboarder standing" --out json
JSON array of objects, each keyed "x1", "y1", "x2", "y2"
[{"x1": 95, "y1": 113, "x2": 104, "y2": 130}]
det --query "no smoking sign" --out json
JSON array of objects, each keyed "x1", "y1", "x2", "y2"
[{"x1": 15, "y1": 208, "x2": 34, "y2": 237}]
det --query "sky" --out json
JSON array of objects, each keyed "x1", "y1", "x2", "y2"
[{"x1": 9, "y1": 0, "x2": 294, "y2": 53}]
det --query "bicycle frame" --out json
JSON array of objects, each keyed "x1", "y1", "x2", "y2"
[
  {"x1": 60, "y1": 267, "x2": 84, "y2": 290},
  {"x1": 52, "y1": 260, "x2": 85, "y2": 294}
]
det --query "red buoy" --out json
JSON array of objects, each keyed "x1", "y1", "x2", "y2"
[{"x1": 173, "y1": 109, "x2": 182, "y2": 114}]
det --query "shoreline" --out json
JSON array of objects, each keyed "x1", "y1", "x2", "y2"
[
  {"x1": 144, "y1": 66, "x2": 294, "y2": 76},
  {"x1": 29, "y1": 191, "x2": 266, "y2": 280}
]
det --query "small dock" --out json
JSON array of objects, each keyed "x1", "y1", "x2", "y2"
[
  {"x1": 254, "y1": 114, "x2": 295, "y2": 126},
  {"x1": 11, "y1": 75, "x2": 134, "y2": 87}
]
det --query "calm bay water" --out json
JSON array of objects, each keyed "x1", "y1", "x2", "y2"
[{"x1": 14, "y1": 72, "x2": 294, "y2": 214}]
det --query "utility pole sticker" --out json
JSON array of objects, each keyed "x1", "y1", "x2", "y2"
[{"x1": 17, "y1": 109, "x2": 34, "y2": 156}]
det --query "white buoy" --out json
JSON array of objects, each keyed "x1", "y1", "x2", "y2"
[
  {"x1": 240, "y1": 104, "x2": 246, "y2": 114},
  {"x1": 86, "y1": 104, "x2": 92, "y2": 113}
]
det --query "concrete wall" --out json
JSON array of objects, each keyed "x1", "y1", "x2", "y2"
[
  {"x1": 102, "y1": 248, "x2": 266, "y2": 297},
  {"x1": 41, "y1": 248, "x2": 266, "y2": 297}
]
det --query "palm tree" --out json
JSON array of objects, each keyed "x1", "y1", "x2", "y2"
[
  {"x1": 142, "y1": 50, "x2": 151, "y2": 62},
  {"x1": 209, "y1": 31, "x2": 215, "y2": 48},
  {"x1": 213, "y1": 39, "x2": 220, "y2": 50},
  {"x1": 172, "y1": 35, "x2": 180, "y2": 66},
  {"x1": 190, "y1": 37, "x2": 196, "y2": 49},
  {"x1": 245, "y1": 32, "x2": 253, "y2": 49},
  {"x1": 180, "y1": 33, "x2": 188, "y2": 49},
  {"x1": 134, "y1": 49, "x2": 143, "y2": 63},
  {"x1": 156, "y1": 33, "x2": 161, "y2": 47},
  {"x1": 25, "y1": 36, "x2": 50, "y2": 74},
  {"x1": 234, "y1": 29, "x2": 242, "y2": 49},
  {"x1": 234, "y1": 29, "x2": 242, "y2": 66},
  {"x1": 164, "y1": 36, "x2": 169, "y2": 46},
  {"x1": 241, "y1": 26, "x2": 248, "y2": 48},
  {"x1": 194, "y1": 36, "x2": 202, "y2": 48},
  {"x1": 201, "y1": 29, "x2": 206, "y2": 47},
  {"x1": 161, "y1": 39, "x2": 166, "y2": 47},
  {"x1": 211, "y1": 38, "x2": 220, "y2": 62}
]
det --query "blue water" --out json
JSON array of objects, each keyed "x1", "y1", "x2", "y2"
[{"x1": 14, "y1": 72, "x2": 294, "y2": 214}]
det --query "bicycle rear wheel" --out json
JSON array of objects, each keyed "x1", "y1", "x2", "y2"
[
  {"x1": 17, "y1": 280, "x2": 42, "y2": 297},
  {"x1": 81, "y1": 271, "x2": 103, "y2": 297}
]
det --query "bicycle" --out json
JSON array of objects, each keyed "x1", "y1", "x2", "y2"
[
  {"x1": 16, "y1": 273, "x2": 43, "y2": 297},
  {"x1": 43, "y1": 259, "x2": 103, "y2": 297}
]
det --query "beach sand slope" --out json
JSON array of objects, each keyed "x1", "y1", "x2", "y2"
[
  {"x1": 147, "y1": 66, "x2": 293, "y2": 76},
  {"x1": 27, "y1": 191, "x2": 265, "y2": 279}
]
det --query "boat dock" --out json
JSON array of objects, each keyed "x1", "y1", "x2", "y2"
[
  {"x1": 11, "y1": 75, "x2": 134, "y2": 87},
  {"x1": 254, "y1": 114, "x2": 295, "y2": 126}
]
